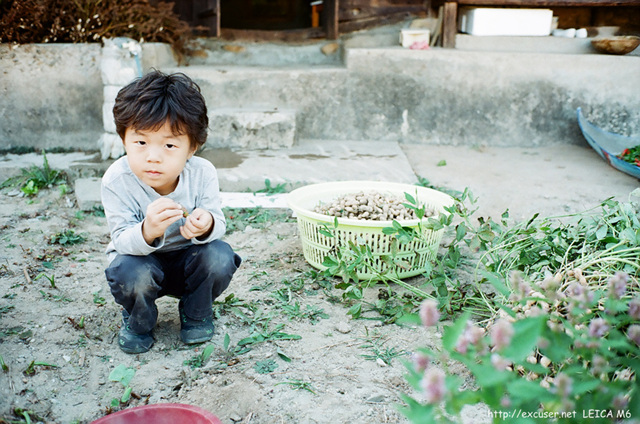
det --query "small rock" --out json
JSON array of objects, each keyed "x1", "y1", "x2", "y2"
[
  {"x1": 63, "y1": 355, "x2": 71, "y2": 362},
  {"x1": 229, "y1": 413, "x2": 243, "y2": 422},
  {"x1": 335, "y1": 322, "x2": 351, "y2": 334},
  {"x1": 376, "y1": 358, "x2": 387, "y2": 367},
  {"x1": 321, "y1": 43, "x2": 339, "y2": 56},
  {"x1": 368, "y1": 394, "x2": 385, "y2": 403}
]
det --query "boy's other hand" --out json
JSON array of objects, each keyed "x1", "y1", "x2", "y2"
[
  {"x1": 142, "y1": 198, "x2": 184, "y2": 245},
  {"x1": 180, "y1": 208, "x2": 214, "y2": 240}
]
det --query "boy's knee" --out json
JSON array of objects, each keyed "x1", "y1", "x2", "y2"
[
  {"x1": 190, "y1": 241, "x2": 241, "y2": 278},
  {"x1": 106, "y1": 255, "x2": 162, "y2": 296}
]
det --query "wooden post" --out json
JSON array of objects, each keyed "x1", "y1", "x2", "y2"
[
  {"x1": 325, "y1": 0, "x2": 339, "y2": 40},
  {"x1": 442, "y1": 1, "x2": 458, "y2": 48},
  {"x1": 196, "y1": 0, "x2": 220, "y2": 37}
]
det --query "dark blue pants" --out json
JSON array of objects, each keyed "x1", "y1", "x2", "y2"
[{"x1": 105, "y1": 240, "x2": 241, "y2": 335}]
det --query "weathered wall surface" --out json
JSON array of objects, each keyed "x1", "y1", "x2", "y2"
[
  {"x1": 0, "y1": 42, "x2": 177, "y2": 152},
  {"x1": 0, "y1": 43, "x2": 103, "y2": 152},
  {"x1": 175, "y1": 48, "x2": 640, "y2": 148},
  {"x1": 1, "y1": 41, "x2": 639, "y2": 151}
]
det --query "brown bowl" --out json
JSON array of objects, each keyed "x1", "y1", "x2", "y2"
[{"x1": 591, "y1": 35, "x2": 640, "y2": 55}]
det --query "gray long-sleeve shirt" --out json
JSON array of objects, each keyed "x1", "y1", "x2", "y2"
[{"x1": 101, "y1": 156, "x2": 226, "y2": 263}]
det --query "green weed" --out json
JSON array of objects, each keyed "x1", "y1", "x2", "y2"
[
  {"x1": 275, "y1": 379, "x2": 316, "y2": 394},
  {"x1": 50, "y1": 229, "x2": 86, "y2": 246},
  {"x1": 39, "y1": 290, "x2": 72, "y2": 302},
  {"x1": 253, "y1": 178, "x2": 287, "y2": 195},
  {"x1": 184, "y1": 344, "x2": 215, "y2": 369},
  {"x1": 108, "y1": 364, "x2": 136, "y2": 407},
  {"x1": 223, "y1": 207, "x2": 292, "y2": 234},
  {"x1": 0, "y1": 151, "x2": 66, "y2": 197},
  {"x1": 254, "y1": 358, "x2": 278, "y2": 374},
  {"x1": 34, "y1": 272, "x2": 56, "y2": 288},
  {"x1": 23, "y1": 360, "x2": 58, "y2": 376},
  {"x1": 359, "y1": 331, "x2": 408, "y2": 365},
  {"x1": 237, "y1": 323, "x2": 301, "y2": 352},
  {"x1": 0, "y1": 305, "x2": 15, "y2": 316}
]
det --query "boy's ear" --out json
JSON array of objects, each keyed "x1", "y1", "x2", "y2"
[{"x1": 188, "y1": 145, "x2": 197, "y2": 158}]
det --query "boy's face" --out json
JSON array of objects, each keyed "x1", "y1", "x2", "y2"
[{"x1": 123, "y1": 120, "x2": 196, "y2": 195}]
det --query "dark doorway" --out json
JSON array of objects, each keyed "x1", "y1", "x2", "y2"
[{"x1": 221, "y1": 0, "x2": 312, "y2": 30}]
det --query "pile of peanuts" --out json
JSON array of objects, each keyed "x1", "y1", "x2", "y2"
[{"x1": 313, "y1": 191, "x2": 435, "y2": 221}]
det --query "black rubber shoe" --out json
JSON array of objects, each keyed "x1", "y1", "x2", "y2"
[
  {"x1": 179, "y1": 302, "x2": 214, "y2": 345},
  {"x1": 118, "y1": 315, "x2": 154, "y2": 354}
]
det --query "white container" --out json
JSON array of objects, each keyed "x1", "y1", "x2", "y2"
[
  {"x1": 400, "y1": 29, "x2": 431, "y2": 48},
  {"x1": 459, "y1": 8, "x2": 553, "y2": 36}
]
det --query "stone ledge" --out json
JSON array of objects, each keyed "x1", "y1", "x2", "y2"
[{"x1": 208, "y1": 108, "x2": 297, "y2": 150}]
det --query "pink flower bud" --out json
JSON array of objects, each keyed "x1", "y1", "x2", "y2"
[
  {"x1": 553, "y1": 373, "x2": 573, "y2": 399},
  {"x1": 608, "y1": 272, "x2": 628, "y2": 299},
  {"x1": 411, "y1": 352, "x2": 430, "y2": 373},
  {"x1": 491, "y1": 353, "x2": 510, "y2": 371},
  {"x1": 588, "y1": 318, "x2": 609, "y2": 338},
  {"x1": 591, "y1": 355, "x2": 607, "y2": 376},
  {"x1": 628, "y1": 325, "x2": 640, "y2": 346},
  {"x1": 419, "y1": 300, "x2": 440, "y2": 327},
  {"x1": 490, "y1": 319, "x2": 514, "y2": 351},
  {"x1": 420, "y1": 368, "x2": 447, "y2": 404},
  {"x1": 629, "y1": 298, "x2": 640, "y2": 320}
]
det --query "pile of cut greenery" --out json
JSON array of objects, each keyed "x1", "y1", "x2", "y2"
[{"x1": 318, "y1": 183, "x2": 640, "y2": 423}]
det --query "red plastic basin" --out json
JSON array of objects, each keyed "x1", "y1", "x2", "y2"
[{"x1": 90, "y1": 403, "x2": 222, "y2": 424}]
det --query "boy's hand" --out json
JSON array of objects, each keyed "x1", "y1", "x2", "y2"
[
  {"x1": 180, "y1": 208, "x2": 214, "y2": 240},
  {"x1": 142, "y1": 198, "x2": 184, "y2": 245}
]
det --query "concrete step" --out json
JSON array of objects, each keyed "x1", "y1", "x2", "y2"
[
  {"x1": 161, "y1": 45, "x2": 640, "y2": 149},
  {"x1": 208, "y1": 108, "x2": 297, "y2": 149}
]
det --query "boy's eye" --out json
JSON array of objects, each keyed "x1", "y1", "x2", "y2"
[
  {"x1": 166, "y1": 144, "x2": 176, "y2": 149},
  {"x1": 135, "y1": 140, "x2": 146, "y2": 146}
]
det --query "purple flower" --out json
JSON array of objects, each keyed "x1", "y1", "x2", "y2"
[
  {"x1": 419, "y1": 300, "x2": 440, "y2": 327},
  {"x1": 420, "y1": 368, "x2": 447, "y2": 404},
  {"x1": 455, "y1": 321, "x2": 485, "y2": 354},
  {"x1": 591, "y1": 355, "x2": 607, "y2": 376},
  {"x1": 455, "y1": 337, "x2": 470, "y2": 354},
  {"x1": 629, "y1": 298, "x2": 640, "y2": 320},
  {"x1": 608, "y1": 272, "x2": 628, "y2": 299},
  {"x1": 553, "y1": 373, "x2": 573, "y2": 399},
  {"x1": 613, "y1": 395, "x2": 629, "y2": 411},
  {"x1": 491, "y1": 353, "x2": 510, "y2": 371},
  {"x1": 465, "y1": 323, "x2": 485, "y2": 345},
  {"x1": 509, "y1": 271, "x2": 531, "y2": 301},
  {"x1": 490, "y1": 319, "x2": 514, "y2": 351},
  {"x1": 411, "y1": 352, "x2": 430, "y2": 373},
  {"x1": 588, "y1": 318, "x2": 609, "y2": 338},
  {"x1": 628, "y1": 325, "x2": 640, "y2": 346}
]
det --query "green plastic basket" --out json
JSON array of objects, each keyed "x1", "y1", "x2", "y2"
[{"x1": 287, "y1": 181, "x2": 454, "y2": 280}]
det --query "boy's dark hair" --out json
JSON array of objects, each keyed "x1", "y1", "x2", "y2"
[{"x1": 113, "y1": 70, "x2": 208, "y2": 150}]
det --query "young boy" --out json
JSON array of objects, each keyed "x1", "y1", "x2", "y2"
[{"x1": 101, "y1": 70, "x2": 241, "y2": 354}]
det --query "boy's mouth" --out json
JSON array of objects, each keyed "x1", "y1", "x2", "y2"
[{"x1": 145, "y1": 170, "x2": 161, "y2": 176}]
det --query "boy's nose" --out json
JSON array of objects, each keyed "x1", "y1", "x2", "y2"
[{"x1": 146, "y1": 147, "x2": 162, "y2": 162}]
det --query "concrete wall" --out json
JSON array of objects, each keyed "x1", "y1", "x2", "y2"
[
  {"x1": 173, "y1": 48, "x2": 640, "y2": 148},
  {"x1": 1, "y1": 41, "x2": 639, "y2": 152},
  {"x1": 342, "y1": 48, "x2": 640, "y2": 146},
  {"x1": 0, "y1": 42, "x2": 177, "y2": 152},
  {"x1": 0, "y1": 43, "x2": 102, "y2": 152}
]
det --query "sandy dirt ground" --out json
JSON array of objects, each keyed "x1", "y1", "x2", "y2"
[
  {"x1": 0, "y1": 186, "x2": 455, "y2": 424},
  {"x1": 0, "y1": 144, "x2": 638, "y2": 424}
]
